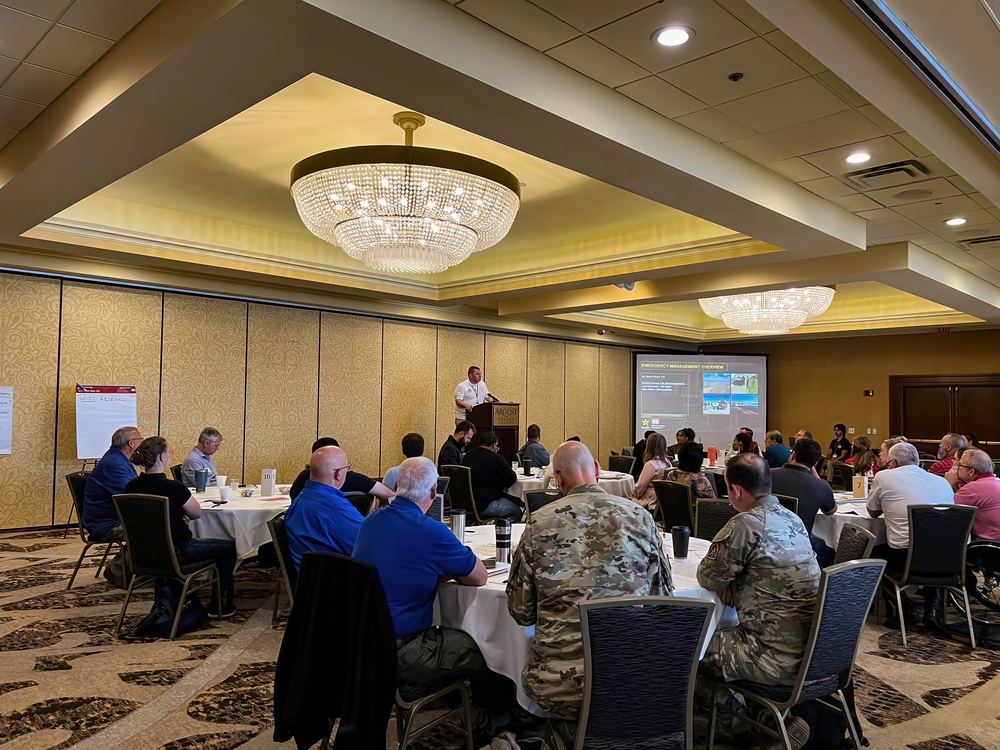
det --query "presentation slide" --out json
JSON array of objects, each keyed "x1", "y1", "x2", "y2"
[{"x1": 633, "y1": 353, "x2": 767, "y2": 452}]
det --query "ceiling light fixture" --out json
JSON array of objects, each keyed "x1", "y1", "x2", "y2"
[
  {"x1": 945, "y1": 217, "x2": 967, "y2": 226},
  {"x1": 652, "y1": 26, "x2": 694, "y2": 47},
  {"x1": 845, "y1": 152, "x2": 872, "y2": 164},
  {"x1": 290, "y1": 111, "x2": 521, "y2": 274},
  {"x1": 698, "y1": 287, "x2": 835, "y2": 336}
]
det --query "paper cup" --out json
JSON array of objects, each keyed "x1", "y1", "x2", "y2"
[
  {"x1": 216, "y1": 474, "x2": 227, "y2": 489},
  {"x1": 217, "y1": 486, "x2": 232, "y2": 503}
]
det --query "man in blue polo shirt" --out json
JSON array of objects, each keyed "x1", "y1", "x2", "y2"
[
  {"x1": 83, "y1": 426, "x2": 142, "y2": 541},
  {"x1": 354, "y1": 456, "x2": 512, "y2": 742},
  {"x1": 284, "y1": 445, "x2": 363, "y2": 570}
]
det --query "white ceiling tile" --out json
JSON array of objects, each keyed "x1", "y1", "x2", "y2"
[
  {"x1": 989, "y1": 207, "x2": 1000, "y2": 221},
  {"x1": 798, "y1": 176, "x2": 856, "y2": 199},
  {"x1": 724, "y1": 134, "x2": 792, "y2": 163},
  {"x1": 891, "y1": 130, "x2": 932, "y2": 158},
  {"x1": 892, "y1": 195, "x2": 979, "y2": 220},
  {"x1": 0, "y1": 62, "x2": 74, "y2": 104},
  {"x1": 762, "y1": 29, "x2": 826, "y2": 74},
  {"x1": 0, "y1": 124, "x2": 16, "y2": 149},
  {"x1": 945, "y1": 174, "x2": 977, "y2": 194},
  {"x1": 616, "y1": 76, "x2": 704, "y2": 118},
  {"x1": 591, "y1": 1, "x2": 755, "y2": 73},
  {"x1": 816, "y1": 70, "x2": 867, "y2": 108},
  {"x1": 913, "y1": 155, "x2": 954, "y2": 178},
  {"x1": 857, "y1": 104, "x2": 901, "y2": 133},
  {"x1": 801, "y1": 135, "x2": 915, "y2": 175},
  {"x1": 969, "y1": 192, "x2": 996, "y2": 209},
  {"x1": 674, "y1": 107, "x2": 754, "y2": 142},
  {"x1": 459, "y1": 0, "x2": 578, "y2": 51},
  {"x1": 527, "y1": 0, "x2": 655, "y2": 32},
  {"x1": 713, "y1": 0, "x2": 776, "y2": 34},
  {"x1": 872, "y1": 230, "x2": 947, "y2": 245},
  {"x1": 918, "y1": 242, "x2": 964, "y2": 258},
  {"x1": 0, "y1": 93, "x2": 43, "y2": 129},
  {"x1": 58, "y1": 0, "x2": 160, "y2": 40},
  {"x1": 25, "y1": 23, "x2": 112, "y2": 75},
  {"x1": 915, "y1": 209, "x2": 996, "y2": 234},
  {"x1": 658, "y1": 38, "x2": 806, "y2": 106},
  {"x1": 0, "y1": 0, "x2": 72, "y2": 19},
  {"x1": 0, "y1": 55, "x2": 17, "y2": 81},
  {"x1": 856, "y1": 207, "x2": 903, "y2": 224},
  {"x1": 716, "y1": 78, "x2": 848, "y2": 132},
  {"x1": 828, "y1": 193, "x2": 882, "y2": 211},
  {"x1": 767, "y1": 157, "x2": 825, "y2": 182},
  {"x1": 546, "y1": 36, "x2": 647, "y2": 87},
  {"x1": 763, "y1": 110, "x2": 884, "y2": 155},
  {"x1": 865, "y1": 219, "x2": 924, "y2": 240},
  {"x1": 0, "y1": 6, "x2": 52, "y2": 59},
  {"x1": 866, "y1": 177, "x2": 963, "y2": 206}
]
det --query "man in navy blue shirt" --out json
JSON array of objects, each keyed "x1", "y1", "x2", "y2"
[
  {"x1": 284, "y1": 445, "x2": 363, "y2": 570},
  {"x1": 763, "y1": 430, "x2": 791, "y2": 468},
  {"x1": 354, "y1": 456, "x2": 512, "y2": 740},
  {"x1": 83, "y1": 426, "x2": 142, "y2": 541}
]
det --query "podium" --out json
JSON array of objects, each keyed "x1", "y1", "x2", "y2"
[{"x1": 468, "y1": 402, "x2": 520, "y2": 462}]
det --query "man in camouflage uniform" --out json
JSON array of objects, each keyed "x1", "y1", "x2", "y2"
[
  {"x1": 506, "y1": 440, "x2": 672, "y2": 741},
  {"x1": 697, "y1": 452, "x2": 820, "y2": 747}
]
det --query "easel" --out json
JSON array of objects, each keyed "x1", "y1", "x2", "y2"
[{"x1": 63, "y1": 458, "x2": 98, "y2": 538}]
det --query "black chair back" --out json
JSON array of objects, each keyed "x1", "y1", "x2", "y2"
[
  {"x1": 524, "y1": 490, "x2": 563, "y2": 518},
  {"x1": 425, "y1": 494, "x2": 445, "y2": 522},
  {"x1": 621, "y1": 447, "x2": 633, "y2": 457},
  {"x1": 835, "y1": 462, "x2": 853, "y2": 489},
  {"x1": 112, "y1": 493, "x2": 183, "y2": 577},
  {"x1": 268, "y1": 512, "x2": 298, "y2": 598},
  {"x1": 775, "y1": 494, "x2": 799, "y2": 514},
  {"x1": 170, "y1": 464, "x2": 184, "y2": 483},
  {"x1": 904, "y1": 504, "x2": 977, "y2": 585},
  {"x1": 653, "y1": 480, "x2": 694, "y2": 531},
  {"x1": 66, "y1": 472, "x2": 91, "y2": 541},
  {"x1": 833, "y1": 523, "x2": 877, "y2": 565},
  {"x1": 695, "y1": 499, "x2": 739, "y2": 541},
  {"x1": 435, "y1": 476, "x2": 450, "y2": 497},
  {"x1": 343, "y1": 491, "x2": 376, "y2": 517},
  {"x1": 918, "y1": 459, "x2": 935, "y2": 471},
  {"x1": 814, "y1": 455, "x2": 826, "y2": 479},
  {"x1": 440, "y1": 465, "x2": 485, "y2": 524},
  {"x1": 704, "y1": 471, "x2": 725, "y2": 498},
  {"x1": 578, "y1": 597, "x2": 715, "y2": 749},
  {"x1": 609, "y1": 455, "x2": 635, "y2": 474}
]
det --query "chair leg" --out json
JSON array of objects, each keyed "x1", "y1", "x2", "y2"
[
  {"x1": 707, "y1": 694, "x2": 718, "y2": 750},
  {"x1": 761, "y1": 702, "x2": 792, "y2": 750},
  {"x1": 271, "y1": 577, "x2": 281, "y2": 628},
  {"x1": 461, "y1": 683, "x2": 474, "y2": 750},
  {"x1": 836, "y1": 689, "x2": 863, "y2": 750},
  {"x1": 115, "y1": 575, "x2": 138, "y2": 635},
  {"x1": 214, "y1": 569, "x2": 223, "y2": 619},
  {"x1": 894, "y1": 585, "x2": 908, "y2": 647},
  {"x1": 63, "y1": 501, "x2": 75, "y2": 539},
  {"x1": 94, "y1": 543, "x2": 114, "y2": 578},
  {"x1": 67, "y1": 544, "x2": 91, "y2": 590},
  {"x1": 169, "y1": 577, "x2": 193, "y2": 640},
  {"x1": 960, "y1": 587, "x2": 977, "y2": 649}
]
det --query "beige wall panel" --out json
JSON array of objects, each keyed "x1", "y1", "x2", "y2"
[
  {"x1": 526, "y1": 338, "x2": 566, "y2": 455},
  {"x1": 55, "y1": 282, "x2": 163, "y2": 523},
  {"x1": 245, "y1": 304, "x2": 319, "y2": 484},
  {"x1": 0, "y1": 274, "x2": 60, "y2": 528},
  {"x1": 599, "y1": 346, "x2": 633, "y2": 468},
  {"x1": 436, "y1": 327, "x2": 486, "y2": 456},
  {"x1": 485, "y1": 333, "x2": 528, "y2": 444},
  {"x1": 565, "y1": 343, "x2": 600, "y2": 455},
  {"x1": 381, "y1": 321, "x2": 437, "y2": 474},
  {"x1": 160, "y1": 294, "x2": 247, "y2": 481},
  {"x1": 319, "y1": 313, "x2": 383, "y2": 477}
]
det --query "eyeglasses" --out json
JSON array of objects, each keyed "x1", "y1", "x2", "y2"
[
  {"x1": 956, "y1": 463, "x2": 975, "y2": 470},
  {"x1": 332, "y1": 464, "x2": 352, "y2": 473}
]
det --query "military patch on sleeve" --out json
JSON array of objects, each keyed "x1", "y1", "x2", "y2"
[{"x1": 705, "y1": 542, "x2": 721, "y2": 561}]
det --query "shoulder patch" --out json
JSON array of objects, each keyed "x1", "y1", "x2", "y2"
[{"x1": 705, "y1": 542, "x2": 722, "y2": 561}]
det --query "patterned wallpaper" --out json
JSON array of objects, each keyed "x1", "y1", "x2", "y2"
[
  {"x1": 54, "y1": 282, "x2": 163, "y2": 524},
  {"x1": 435, "y1": 327, "x2": 485, "y2": 454},
  {"x1": 381, "y1": 321, "x2": 437, "y2": 474},
  {"x1": 565, "y1": 343, "x2": 600, "y2": 456},
  {"x1": 244, "y1": 304, "x2": 319, "y2": 485},
  {"x1": 599, "y1": 345, "x2": 633, "y2": 466},
  {"x1": 160, "y1": 294, "x2": 248, "y2": 481},
  {"x1": 485, "y1": 333, "x2": 528, "y2": 446},
  {"x1": 526, "y1": 338, "x2": 566, "y2": 457},
  {"x1": 0, "y1": 275, "x2": 60, "y2": 528},
  {"x1": 319, "y1": 312, "x2": 383, "y2": 477}
]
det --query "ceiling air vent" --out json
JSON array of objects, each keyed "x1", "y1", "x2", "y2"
[
  {"x1": 891, "y1": 188, "x2": 935, "y2": 202},
  {"x1": 959, "y1": 234, "x2": 1000, "y2": 251},
  {"x1": 843, "y1": 159, "x2": 930, "y2": 190}
]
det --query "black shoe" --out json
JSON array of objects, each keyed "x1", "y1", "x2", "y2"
[
  {"x1": 208, "y1": 602, "x2": 237, "y2": 619},
  {"x1": 922, "y1": 588, "x2": 948, "y2": 635}
]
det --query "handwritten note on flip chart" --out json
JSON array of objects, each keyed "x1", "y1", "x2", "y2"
[
  {"x1": 76, "y1": 385, "x2": 137, "y2": 460},
  {"x1": 0, "y1": 387, "x2": 11, "y2": 455}
]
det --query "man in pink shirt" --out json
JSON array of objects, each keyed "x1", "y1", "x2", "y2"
[
  {"x1": 928, "y1": 433, "x2": 965, "y2": 476},
  {"x1": 947, "y1": 449, "x2": 1000, "y2": 540}
]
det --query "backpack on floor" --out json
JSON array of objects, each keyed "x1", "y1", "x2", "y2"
[{"x1": 121, "y1": 581, "x2": 208, "y2": 640}]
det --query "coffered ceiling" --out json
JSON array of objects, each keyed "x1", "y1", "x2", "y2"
[{"x1": 0, "y1": 0, "x2": 998, "y2": 345}]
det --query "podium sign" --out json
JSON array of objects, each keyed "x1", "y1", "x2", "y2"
[
  {"x1": 492, "y1": 404, "x2": 519, "y2": 428},
  {"x1": 468, "y1": 402, "x2": 521, "y2": 462}
]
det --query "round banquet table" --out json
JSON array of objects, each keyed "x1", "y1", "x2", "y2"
[
  {"x1": 188, "y1": 486, "x2": 290, "y2": 558},
  {"x1": 507, "y1": 470, "x2": 635, "y2": 501},
  {"x1": 811, "y1": 492, "x2": 887, "y2": 549}
]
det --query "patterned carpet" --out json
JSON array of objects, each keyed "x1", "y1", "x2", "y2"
[{"x1": 2, "y1": 529, "x2": 1000, "y2": 749}]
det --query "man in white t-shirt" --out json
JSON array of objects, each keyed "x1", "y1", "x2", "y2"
[{"x1": 454, "y1": 365, "x2": 495, "y2": 425}]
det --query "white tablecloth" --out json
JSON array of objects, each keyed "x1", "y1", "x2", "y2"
[
  {"x1": 507, "y1": 472, "x2": 635, "y2": 501},
  {"x1": 436, "y1": 524, "x2": 734, "y2": 713},
  {"x1": 812, "y1": 494, "x2": 887, "y2": 549},
  {"x1": 189, "y1": 487, "x2": 290, "y2": 558}
]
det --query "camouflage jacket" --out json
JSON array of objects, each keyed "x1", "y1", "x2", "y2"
[
  {"x1": 506, "y1": 483, "x2": 673, "y2": 719},
  {"x1": 697, "y1": 495, "x2": 820, "y2": 683}
]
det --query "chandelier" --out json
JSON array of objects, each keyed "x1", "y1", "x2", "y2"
[
  {"x1": 698, "y1": 286, "x2": 835, "y2": 335},
  {"x1": 290, "y1": 112, "x2": 521, "y2": 274}
]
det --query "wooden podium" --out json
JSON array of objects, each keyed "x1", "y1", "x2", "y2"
[{"x1": 468, "y1": 402, "x2": 521, "y2": 462}]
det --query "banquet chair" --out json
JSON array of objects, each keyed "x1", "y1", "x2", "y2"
[
  {"x1": 814, "y1": 456, "x2": 826, "y2": 481},
  {"x1": 112, "y1": 493, "x2": 222, "y2": 638},
  {"x1": 267, "y1": 512, "x2": 297, "y2": 628},
  {"x1": 609, "y1": 454, "x2": 636, "y2": 474},
  {"x1": 882, "y1": 504, "x2": 977, "y2": 648},
  {"x1": 833, "y1": 523, "x2": 877, "y2": 565},
  {"x1": 343, "y1": 491, "x2": 378, "y2": 517},
  {"x1": 621, "y1": 447, "x2": 633, "y2": 456},
  {"x1": 919, "y1": 459, "x2": 935, "y2": 471},
  {"x1": 695, "y1": 499, "x2": 739, "y2": 541},
  {"x1": 653, "y1": 480, "x2": 694, "y2": 532},
  {"x1": 66, "y1": 471, "x2": 124, "y2": 588},
  {"x1": 524, "y1": 490, "x2": 563, "y2": 518},
  {"x1": 170, "y1": 464, "x2": 184, "y2": 483},
  {"x1": 708, "y1": 559, "x2": 887, "y2": 750},
  {"x1": 440, "y1": 465, "x2": 490, "y2": 525},
  {"x1": 835, "y1": 463, "x2": 854, "y2": 491},
  {"x1": 775, "y1": 494, "x2": 799, "y2": 515},
  {"x1": 705, "y1": 471, "x2": 726, "y2": 498},
  {"x1": 63, "y1": 470, "x2": 90, "y2": 538},
  {"x1": 577, "y1": 597, "x2": 716, "y2": 750}
]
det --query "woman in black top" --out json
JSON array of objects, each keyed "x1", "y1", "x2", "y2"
[{"x1": 127, "y1": 437, "x2": 238, "y2": 617}]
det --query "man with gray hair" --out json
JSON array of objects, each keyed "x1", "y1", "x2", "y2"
[
  {"x1": 928, "y1": 433, "x2": 965, "y2": 476},
  {"x1": 867, "y1": 441, "x2": 953, "y2": 631},
  {"x1": 948, "y1": 448, "x2": 1000, "y2": 541},
  {"x1": 762, "y1": 430, "x2": 790, "y2": 468},
  {"x1": 181, "y1": 427, "x2": 223, "y2": 486}
]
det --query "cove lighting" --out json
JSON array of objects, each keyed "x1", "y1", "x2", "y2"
[{"x1": 653, "y1": 26, "x2": 694, "y2": 47}]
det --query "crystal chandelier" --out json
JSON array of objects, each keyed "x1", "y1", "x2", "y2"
[
  {"x1": 290, "y1": 112, "x2": 521, "y2": 274},
  {"x1": 698, "y1": 287, "x2": 835, "y2": 335}
]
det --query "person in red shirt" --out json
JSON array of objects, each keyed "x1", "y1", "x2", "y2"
[
  {"x1": 928, "y1": 433, "x2": 965, "y2": 476},
  {"x1": 947, "y1": 449, "x2": 1000, "y2": 541}
]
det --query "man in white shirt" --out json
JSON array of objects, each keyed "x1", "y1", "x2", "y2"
[
  {"x1": 867, "y1": 441, "x2": 953, "y2": 631},
  {"x1": 454, "y1": 365, "x2": 495, "y2": 425}
]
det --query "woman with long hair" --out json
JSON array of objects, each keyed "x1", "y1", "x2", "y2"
[
  {"x1": 126, "y1": 436, "x2": 238, "y2": 617},
  {"x1": 846, "y1": 435, "x2": 879, "y2": 475},
  {"x1": 665, "y1": 442, "x2": 717, "y2": 499},
  {"x1": 630, "y1": 432, "x2": 672, "y2": 513},
  {"x1": 732, "y1": 432, "x2": 753, "y2": 454}
]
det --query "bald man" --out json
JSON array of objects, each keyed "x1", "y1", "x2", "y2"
[
  {"x1": 284, "y1": 445, "x2": 364, "y2": 570},
  {"x1": 506, "y1": 440, "x2": 672, "y2": 744}
]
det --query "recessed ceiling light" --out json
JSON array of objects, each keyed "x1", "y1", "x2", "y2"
[
  {"x1": 945, "y1": 217, "x2": 967, "y2": 226},
  {"x1": 844, "y1": 152, "x2": 872, "y2": 164},
  {"x1": 652, "y1": 26, "x2": 694, "y2": 47}
]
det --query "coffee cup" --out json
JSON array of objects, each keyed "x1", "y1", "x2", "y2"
[
  {"x1": 216, "y1": 474, "x2": 227, "y2": 490},
  {"x1": 194, "y1": 469, "x2": 209, "y2": 493},
  {"x1": 217, "y1": 486, "x2": 232, "y2": 503},
  {"x1": 671, "y1": 525, "x2": 691, "y2": 559}
]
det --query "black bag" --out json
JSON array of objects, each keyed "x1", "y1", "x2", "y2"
[
  {"x1": 791, "y1": 678, "x2": 868, "y2": 750},
  {"x1": 122, "y1": 581, "x2": 209, "y2": 640}
]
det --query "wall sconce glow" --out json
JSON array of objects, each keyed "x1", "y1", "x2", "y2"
[
  {"x1": 652, "y1": 26, "x2": 694, "y2": 47},
  {"x1": 945, "y1": 217, "x2": 967, "y2": 226},
  {"x1": 844, "y1": 152, "x2": 872, "y2": 164}
]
